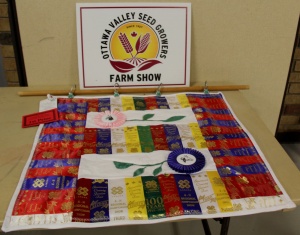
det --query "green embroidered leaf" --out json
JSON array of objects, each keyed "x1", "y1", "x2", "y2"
[
  {"x1": 113, "y1": 161, "x2": 134, "y2": 169},
  {"x1": 153, "y1": 166, "x2": 162, "y2": 176},
  {"x1": 142, "y1": 114, "x2": 155, "y2": 120},
  {"x1": 133, "y1": 167, "x2": 145, "y2": 177},
  {"x1": 163, "y1": 116, "x2": 185, "y2": 122}
]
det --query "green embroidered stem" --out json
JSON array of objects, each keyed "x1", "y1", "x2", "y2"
[
  {"x1": 127, "y1": 114, "x2": 185, "y2": 122},
  {"x1": 113, "y1": 160, "x2": 167, "y2": 177},
  {"x1": 136, "y1": 160, "x2": 167, "y2": 167}
]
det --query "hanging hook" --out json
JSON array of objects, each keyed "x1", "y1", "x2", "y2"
[
  {"x1": 204, "y1": 81, "x2": 209, "y2": 94},
  {"x1": 156, "y1": 83, "x2": 162, "y2": 97},
  {"x1": 114, "y1": 83, "x2": 120, "y2": 97},
  {"x1": 68, "y1": 84, "x2": 76, "y2": 98},
  {"x1": 47, "y1": 94, "x2": 55, "y2": 101}
]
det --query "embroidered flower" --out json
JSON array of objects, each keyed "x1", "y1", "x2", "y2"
[{"x1": 94, "y1": 110, "x2": 126, "y2": 128}]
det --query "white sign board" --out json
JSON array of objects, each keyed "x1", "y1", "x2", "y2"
[{"x1": 76, "y1": 3, "x2": 191, "y2": 89}]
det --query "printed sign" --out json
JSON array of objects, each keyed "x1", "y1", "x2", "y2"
[
  {"x1": 76, "y1": 3, "x2": 191, "y2": 89},
  {"x1": 22, "y1": 108, "x2": 59, "y2": 128}
]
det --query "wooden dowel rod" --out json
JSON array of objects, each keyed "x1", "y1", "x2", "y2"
[{"x1": 18, "y1": 85, "x2": 249, "y2": 96}]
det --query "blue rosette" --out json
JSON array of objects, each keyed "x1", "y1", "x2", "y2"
[{"x1": 167, "y1": 148, "x2": 206, "y2": 174}]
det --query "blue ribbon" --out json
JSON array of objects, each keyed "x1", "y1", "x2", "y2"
[
  {"x1": 217, "y1": 163, "x2": 269, "y2": 177},
  {"x1": 186, "y1": 93, "x2": 222, "y2": 99},
  {"x1": 198, "y1": 119, "x2": 239, "y2": 128},
  {"x1": 163, "y1": 124, "x2": 183, "y2": 150},
  {"x1": 58, "y1": 103, "x2": 88, "y2": 113},
  {"x1": 98, "y1": 98, "x2": 111, "y2": 112},
  {"x1": 90, "y1": 179, "x2": 110, "y2": 222},
  {"x1": 193, "y1": 107, "x2": 232, "y2": 115},
  {"x1": 21, "y1": 176, "x2": 77, "y2": 190},
  {"x1": 210, "y1": 147, "x2": 259, "y2": 157},
  {"x1": 96, "y1": 129, "x2": 112, "y2": 154},
  {"x1": 173, "y1": 174, "x2": 202, "y2": 215},
  {"x1": 29, "y1": 159, "x2": 80, "y2": 168},
  {"x1": 204, "y1": 132, "x2": 249, "y2": 140},
  {"x1": 155, "y1": 97, "x2": 170, "y2": 109},
  {"x1": 44, "y1": 120, "x2": 86, "y2": 128}
]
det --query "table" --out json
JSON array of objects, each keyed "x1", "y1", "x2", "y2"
[{"x1": 1, "y1": 87, "x2": 300, "y2": 234}]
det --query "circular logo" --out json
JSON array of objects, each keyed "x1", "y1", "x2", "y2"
[
  {"x1": 108, "y1": 21, "x2": 162, "y2": 73},
  {"x1": 167, "y1": 148, "x2": 206, "y2": 174},
  {"x1": 176, "y1": 154, "x2": 196, "y2": 166},
  {"x1": 110, "y1": 22, "x2": 159, "y2": 61}
]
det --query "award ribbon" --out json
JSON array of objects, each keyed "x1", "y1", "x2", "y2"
[
  {"x1": 124, "y1": 126, "x2": 142, "y2": 153},
  {"x1": 121, "y1": 96, "x2": 135, "y2": 111},
  {"x1": 144, "y1": 96, "x2": 159, "y2": 110},
  {"x1": 176, "y1": 94, "x2": 191, "y2": 108},
  {"x1": 72, "y1": 178, "x2": 92, "y2": 222},
  {"x1": 40, "y1": 133, "x2": 84, "y2": 142},
  {"x1": 155, "y1": 97, "x2": 170, "y2": 109},
  {"x1": 167, "y1": 148, "x2": 206, "y2": 174},
  {"x1": 108, "y1": 178, "x2": 129, "y2": 222},
  {"x1": 29, "y1": 159, "x2": 80, "y2": 169},
  {"x1": 189, "y1": 123, "x2": 207, "y2": 149},
  {"x1": 137, "y1": 126, "x2": 155, "y2": 152},
  {"x1": 98, "y1": 98, "x2": 111, "y2": 112},
  {"x1": 191, "y1": 172, "x2": 220, "y2": 214},
  {"x1": 173, "y1": 174, "x2": 202, "y2": 215},
  {"x1": 157, "y1": 174, "x2": 184, "y2": 217},
  {"x1": 125, "y1": 177, "x2": 148, "y2": 220},
  {"x1": 142, "y1": 176, "x2": 166, "y2": 219},
  {"x1": 207, "y1": 171, "x2": 233, "y2": 213},
  {"x1": 90, "y1": 179, "x2": 110, "y2": 222},
  {"x1": 96, "y1": 128, "x2": 112, "y2": 155},
  {"x1": 150, "y1": 125, "x2": 169, "y2": 150},
  {"x1": 133, "y1": 97, "x2": 147, "y2": 110},
  {"x1": 163, "y1": 124, "x2": 183, "y2": 151},
  {"x1": 22, "y1": 176, "x2": 77, "y2": 190}
]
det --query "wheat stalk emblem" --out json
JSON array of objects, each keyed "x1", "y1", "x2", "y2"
[
  {"x1": 119, "y1": 33, "x2": 150, "y2": 59},
  {"x1": 118, "y1": 33, "x2": 134, "y2": 57},
  {"x1": 110, "y1": 32, "x2": 161, "y2": 72},
  {"x1": 135, "y1": 33, "x2": 150, "y2": 56}
]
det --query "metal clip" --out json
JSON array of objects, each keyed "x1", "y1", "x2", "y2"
[
  {"x1": 156, "y1": 83, "x2": 162, "y2": 97},
  {"x1": 204, "y1": 81, "x2": 209, "y2": 94},
  {"x1": 114, "y1": 83, "x2": 120, "y2": 97},
  {"x1": 68, "y1": 84, "x2": 76, "y2": 98}
]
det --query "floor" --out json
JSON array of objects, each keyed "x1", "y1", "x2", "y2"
[{"x1": 4, "y1": 143, "x2": 299, "y2": 235}]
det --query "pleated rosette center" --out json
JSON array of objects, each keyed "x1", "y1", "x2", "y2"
[{"x1": 94, "y1": 110, "x2": 126, "y2": 128}]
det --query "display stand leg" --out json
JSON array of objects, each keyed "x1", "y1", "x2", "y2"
[
  {"x1": 201, "y1": 219, "x2": 212, "y2": 235},
  {"x1": 201, "y1": 218, "x2": 231, "y2": 235}
]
